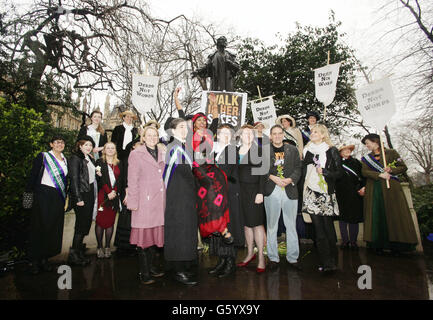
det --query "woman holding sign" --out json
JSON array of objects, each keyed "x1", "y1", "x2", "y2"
[{"x1": 361, "y1": 134, "x2": 417, "y2": 255}]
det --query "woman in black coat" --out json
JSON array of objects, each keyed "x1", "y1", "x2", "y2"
[
  {"x1": 25, "y1": 136, "x2": 68, "y2": 274},
  {"x1": 335, "y1": 145, "x2": 365, "y2": 249},
  {"x1": 163, "y1": 118, "x2": 198, "y2": 286},
  {"x1": 302, "y1": 124, "x2": 343, "y2": 273},
  {"x1": 209, "y1": 123, "x2": 245, "y2": 277},
  {"x1": 111, "y1": 110, "x2": 138, "y2": 161},
  {"x1": 78, "y1": 110, "x2": 108, "y2": 160},
  {"x1": 236, "y1": 124, "x2": 268, "y2": 273},
  {"x1": 68, "y1": 135, "x2": 98, "y2": 266}
]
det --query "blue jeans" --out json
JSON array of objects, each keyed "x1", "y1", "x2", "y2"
[{"x1": 264, "y1": 187, "x2": 299, "y2": 263}]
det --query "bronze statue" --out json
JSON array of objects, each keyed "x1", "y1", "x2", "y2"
[{"x1": 192, "y1": 36, "x2": 240, "y2": 92}]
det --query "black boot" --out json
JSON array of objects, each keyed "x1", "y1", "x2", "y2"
[
  {"x1": 68, "y1": 248, "x2": 87, "y2": 266},
  {"x1": 138, "y1": 249, "x2": 155, "y2": 284},
  {"x1": 40, "y1": 258, "x2": 53, "y2": 272},
  {"x1": 29, "y1": 260, "x2": 40, "y2": 275},
  {"x1": 77, "y1": 234, "x2": 90, "y2": 265},
  {"x1": 218, "y1": 257, "x2": 236, "y2": 278},
  {"x1": 208, "y1": 257, "x2": 226, "y2": 275},
  {"x1": 148, "y1": 247, "x2": 164, "y2": 278}
]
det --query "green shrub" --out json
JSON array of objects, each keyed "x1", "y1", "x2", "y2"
[
  {"x1": 413, "y1": 184, "x2": 433, "y2": 238},
  {"x1": 0, "y1": 98, "x2": 78, "y2": 255}
]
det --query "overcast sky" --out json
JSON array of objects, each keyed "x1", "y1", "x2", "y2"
[{"x1": 145, "y1": 0, "x2": 418, "y2": 125}]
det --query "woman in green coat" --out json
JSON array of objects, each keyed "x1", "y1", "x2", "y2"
[{"x1": 361, "y1": 134, "x2": 418, "y2": 255}]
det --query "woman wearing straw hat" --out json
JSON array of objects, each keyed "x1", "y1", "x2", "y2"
[
  {"x1": 335, "y1": 144, "x2": 365, "y2": 249},
  {"x1": 111, "y1": 110, "x2": 139, "y2": 161},
  {"x1": 275, "y1": 115, "x2": 303, "y2": 158}
]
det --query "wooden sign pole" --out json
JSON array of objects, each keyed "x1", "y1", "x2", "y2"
[{"x1": 380, "y1": 134, "x2": 391, "y2": 189}]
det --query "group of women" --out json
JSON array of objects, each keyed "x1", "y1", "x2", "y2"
[{"x1": 25, "y1": 93, "x2": 418, "y2": 283}]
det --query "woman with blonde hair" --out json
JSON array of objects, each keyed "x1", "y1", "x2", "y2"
[
  {"x1": 95, "y1": 142, "x2": 124, "y2": 258},
  {"x1": 128, "y1": 126, "x2": 166, "y2": 284},
  {"x1": 302, "y1": 124, "x2": 343, "y2": 273}
]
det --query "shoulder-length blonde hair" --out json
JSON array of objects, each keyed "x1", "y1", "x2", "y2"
[
  {"x1": 140, "y1": 126, "x2": 159, "y2": 144},
  {"x1": 101, "y1": 142, "x2": 120, "y2": 165},
  {"x1": 308, "y1": 124, "x2": 333, "y2": 147}
]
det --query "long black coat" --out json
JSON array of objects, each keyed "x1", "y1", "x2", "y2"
[
  {"x1": 216, "y1": 144, "x2": 245, "y2": 247},
  {"x1": 164, "y1": 139, "x2": 198, "y2": 261},
  {"x1": 335, "y1": 157, "x2": 365, "y2": 223}
]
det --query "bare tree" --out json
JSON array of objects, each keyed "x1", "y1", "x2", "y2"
[
  {"x1": 397, "y1": 118, "x2": 433, "y2": 184},
  {"x1": 373, "y1": 0, "x2": 433, "y2": 115}
]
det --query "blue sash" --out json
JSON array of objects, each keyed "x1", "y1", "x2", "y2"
[
  {"x1": 163, "y1": 145, "x2": 193, "y2": 188},
  {"x1": 361, "y1": 153, "x2": 399, "y2": 182}
]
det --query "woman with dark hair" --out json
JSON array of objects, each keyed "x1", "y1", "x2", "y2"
[
  {"x1": 211, "y1": 123, "x2": 245, "y2": 278},
  {"x1": 78, "y1": 110, "x2": 108, "y2": 160},
  {"x1": 163, "y1": 118, "x2": 198, "y2": 285},
  {"x1": 25, "y1": 136, "x2": 68, "y2": 274},
  {"x1": 67, "y1": 135, "x2": 98, "y2": 266},
  {"x1": 236, "y1": 124, "x2": 267, "y2": 273},
  {"x1": 95, "y1": 142, "x2": 123, "y2": 259},
  {"x1": 361, "y1": 134, "x2": 417, "y2": 255},
  {"x1": 301, "y1": 111, "x2": 320, "y2": 146},
  {"x1": 335, "y1": 144, "x2": 365, "y2": 249}
]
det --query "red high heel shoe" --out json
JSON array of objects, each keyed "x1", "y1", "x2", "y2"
[
  {"x1": 256, "y1": 267, "x2": 266, "y2": 273},
  {"x1": 236, "y1": 254, "x2": 256, "y2": 267}
]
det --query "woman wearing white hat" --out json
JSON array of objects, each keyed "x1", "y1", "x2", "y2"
[{"x1": 275, "y1": 115, "x2": 303, "y2": 158}]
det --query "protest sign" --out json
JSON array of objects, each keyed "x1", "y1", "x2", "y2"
[
  {"x1": 131, "y1": 74, "x2": 159, "y2": 115},
  {"x1": 250, "y1": 97, "x2": 277, "y2": 130},
  {"x1": 200, "y1": 91, "x2": 247, "y2": 131},
  {"x1": 355, "y1": 77, "x2": 396, "y2": 130},
  {"x1": 314, "y1": 62, "x2": 341, "y2": 107}
]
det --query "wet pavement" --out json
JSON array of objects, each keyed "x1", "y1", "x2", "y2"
[{"x1": 1, "y1": 241, "x2": 432, "y2": 300}]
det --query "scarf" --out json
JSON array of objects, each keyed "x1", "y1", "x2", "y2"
[
  {"x1": 43, "y1": 152, "x2": 68, "y2": 201},
  {"x1": 304, "y1": 142, "x2": 329, "y2": 193},
  {"x1": 122, "y1": 122, "x2": 134, "y2": 150}
]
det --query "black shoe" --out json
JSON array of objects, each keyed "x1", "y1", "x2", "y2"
[
  {"x1": 340, "y1": 242, "x2": 350, "y2": 249},
  {"x1": 323, "y1": 265, "x2": 337, "y2": 274},
  {"x1": 350, "y1": 242, "x2": 359, "y2": 250},
  {"x1": 78, "y1": 249, "x2": 91, "y2": 265},
  {"x1": 138, "y1": 272, "x2": 155, "y2": 284},
  {"x1": 29, "y1": 261, "x2": 40, "y2": 275},
  {"x1": 209, "y1": 258, "x2": 226, "y2": 275},
  {"x1": 268, "y1": 261, "x2": 279, "y2": 271},
  {"x1": 222, "y1": 234, "x2": 234, "y2": 245},
  {"x1": 218, "y1": 257, "x2": 236, "y2": 278},
  {"x1": 40, "y1": 258, "x2": 53, "y2": 272},
  {"x1": 174, "y1": 272, "x2": 197, "y2": 285},
  {"x1": 288, "y1": 262, "x2": 302, "y2": 271},
  {"x1": 68, "y1": 249, "x2": 88, "y2": 266}
]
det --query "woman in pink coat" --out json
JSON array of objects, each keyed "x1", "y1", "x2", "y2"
[{"x1": 127, "y1": 126, "x2": 166, "y2": 284}]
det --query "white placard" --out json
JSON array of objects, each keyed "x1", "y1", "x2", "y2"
[
  {"x1": 314, "y1": 62, "x2": 341, "y2": 106},
  {"x1": 131, "y1": 74, "x2": 159, "y2": 115},
  {"x1": 250, "y1": 97, "x2": 277, "y2": 129},
  {"x1": 355, "y1": 77, "x2": 396, "y2": 130}
]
